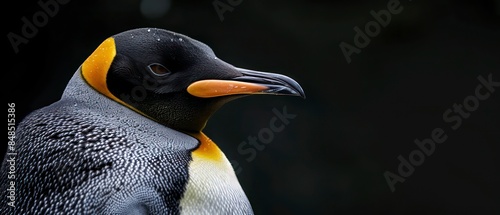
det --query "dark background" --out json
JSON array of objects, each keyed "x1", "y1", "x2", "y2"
[{"x1": 4, "y1": 0, "x2": 500, "y2": 214}]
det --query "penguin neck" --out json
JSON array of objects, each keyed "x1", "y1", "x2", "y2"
[
  {"x1": 140, "y1": 94, "x2": 239, "y2": 132},
  {"x1": 62, "y1": 68, "x2": 102, "y2": 103},
  {"x1": 61, "y1": 68, "x2": 156, "y2": 124},
  {"x1": 140, "y1": 96, "x2": 223, "y2": 132}
]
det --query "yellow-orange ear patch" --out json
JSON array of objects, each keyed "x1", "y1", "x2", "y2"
[
  {"x1": 81, "y1": 37, "x2": 118, "y2": 101},
  {"x1": 81, "y1": 37, "x2": 154, "y2": 120}
]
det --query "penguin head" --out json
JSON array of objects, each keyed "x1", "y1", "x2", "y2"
[{"x1": 81, "y1": 28, "x2": 305, "y2": 132}]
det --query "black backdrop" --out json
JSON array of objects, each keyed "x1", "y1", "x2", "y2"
[{"x1": 4, "y1": 0, "x2": 500, "y2": 214}]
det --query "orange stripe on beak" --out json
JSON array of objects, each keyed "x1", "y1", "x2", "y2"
[{"x1": 187, "y1": 80, "x2": 269, "y2": 98}]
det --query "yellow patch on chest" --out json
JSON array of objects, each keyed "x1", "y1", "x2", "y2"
[
  {"x1": 189, "y1": 132, "x2": 224, "y2": 161},
  {"x1": 180, "y1": 132, "x2": 253, "y2": 214}
]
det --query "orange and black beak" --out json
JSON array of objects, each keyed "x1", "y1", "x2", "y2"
[{"x1": 187, "y1": 68, "x2": 305, "y2": 99}]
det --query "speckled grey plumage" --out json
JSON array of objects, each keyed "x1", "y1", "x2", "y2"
[{"x1": 0, "y1": 68, "x2": 198, "y2": 214}]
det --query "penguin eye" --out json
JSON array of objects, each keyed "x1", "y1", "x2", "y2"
[{"x1": 148, "y1": 63, "x2": 171, "y2": 76}]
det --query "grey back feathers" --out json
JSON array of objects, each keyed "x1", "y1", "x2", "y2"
[{"x1": 1, "y1": 68, "x2": 198, "y2": 214}]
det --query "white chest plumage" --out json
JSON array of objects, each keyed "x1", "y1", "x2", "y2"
[{"x1": 179, "y1": 133, "x2": 253, "y2": 215}]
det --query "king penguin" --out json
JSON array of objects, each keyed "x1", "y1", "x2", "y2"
[{"x1": 0, "y1": 28, "x2": 305, "y2": 214}]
